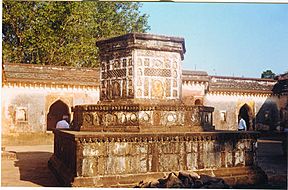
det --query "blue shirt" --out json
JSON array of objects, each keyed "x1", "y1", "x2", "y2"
[{"x1": 238, "y1": 118, "x2": 247, "y2": 130}]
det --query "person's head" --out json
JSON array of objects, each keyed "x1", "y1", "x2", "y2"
[{"x1": 62, "y1": 115, "x2": 69, "y2": 122}]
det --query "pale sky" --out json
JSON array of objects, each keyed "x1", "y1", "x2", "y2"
[{"x1": 141, "y1": 3, "x2": 288, "y2": 78}]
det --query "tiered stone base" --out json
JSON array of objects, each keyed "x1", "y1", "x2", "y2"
[
  {"x1": 72, "y1": 103, "x2": 214, "y2": 132},
  {"x1": 48, "y1": 130, "x2": 267, "y2": 187}
]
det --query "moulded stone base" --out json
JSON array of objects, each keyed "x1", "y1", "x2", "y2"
[
  {"x1": 48, "y1": 130, "x2": 267, "y2": 187},
  {"x1": 49, "y1": 156, "x2": 267, "y2": 188}
]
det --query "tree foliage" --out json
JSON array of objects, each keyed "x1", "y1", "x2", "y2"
[
  {"x1": 3, "y1": 1, "x2": 150, "y2": 67},
  {"x1": 261, "y1": 70, "x2": 276, "y2": 79}
]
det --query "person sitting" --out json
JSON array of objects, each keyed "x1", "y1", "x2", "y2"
[
  {"x1": 238, "y1": 117, "x2": 247, "y2": 131},
  {"x1": 56, "y1": 115, "x2": 70, "y2": 129}
]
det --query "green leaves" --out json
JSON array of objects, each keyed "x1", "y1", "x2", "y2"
[
  {"x1": 261, "y1": 70, "x2": 276, "y2": 79},
  {"x1": 3, "y1": 1, "x2": 150, "y2": 67}
]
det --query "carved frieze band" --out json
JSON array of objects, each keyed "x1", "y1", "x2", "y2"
[
  {"x1": 74, "y1": 105, "x2": 211, "y2": 112},
  {"x1": 82, "y1": 111, "x2": 152, "y2": 127},
  {"x1": 73, "y1": 132, "x2": 258, "y2": 144}
]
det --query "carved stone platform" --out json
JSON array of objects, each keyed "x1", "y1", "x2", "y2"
[{"x1": 48, "y1": 130, "x2": 267, "y2": 187}]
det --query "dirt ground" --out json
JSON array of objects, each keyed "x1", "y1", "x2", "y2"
[
  {"x1": 1, "y1": 145, "x2": 59, "y2": 187},
  {"x1": 1, "y1": 140, "x2": 287, "y2": 188}
]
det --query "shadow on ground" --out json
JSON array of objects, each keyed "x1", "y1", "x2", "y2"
[
  {"x1": 14, "y1": 151, "x2": 59, "y2": 187},
  {"x1": 256, "y1": 140, "x2": 287, "y2": 189}
]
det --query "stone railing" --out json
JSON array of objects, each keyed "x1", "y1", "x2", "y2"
[{"x1": 49, "y1": 130, "x2": 266, "y2": 187}]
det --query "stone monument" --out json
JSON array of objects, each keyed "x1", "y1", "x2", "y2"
[
  {"x1": 48, "y1": 33, "x2": 266, "y2": 187},
  {"x1": 72, "y1": 33, "x2": 214, "y2": 133}
]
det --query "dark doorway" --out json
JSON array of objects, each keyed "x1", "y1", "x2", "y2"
[
  {"x1": 47, "y1": 100, "x2": 70, "y2": 131},
  {"x1": 239, "y1": 104, "x2": 251, "y2": 131}
]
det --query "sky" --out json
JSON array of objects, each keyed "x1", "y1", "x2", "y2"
[{"x1": 140, "y1": 3, "x2": 288, "y2": 78}]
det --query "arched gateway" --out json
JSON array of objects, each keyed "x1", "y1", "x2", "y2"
[{"x1": 47, "y1": 100, "x2": 70, "y2": 130}]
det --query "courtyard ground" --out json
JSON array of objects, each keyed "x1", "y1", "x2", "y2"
[
  {"x1": 1, "y1": 139, "x2": 287, "y2": 188},
  {"x1": 1, "y1": 145, "x2": 58, "y2": 187}
]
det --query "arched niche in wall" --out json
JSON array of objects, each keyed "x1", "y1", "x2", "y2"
[
  {"x1": 47, "y1": 100, "x2": 70, "y2": 131},
  {"x1": 238, "y1": 103, "x2": 253, "y2": 131}
]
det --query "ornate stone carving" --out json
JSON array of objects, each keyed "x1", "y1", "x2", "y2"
[
  {"x1": 83, "y1": 113, "x2": 93, "y2": 126},
  {"x1": 172, "y1": 70, "x2": 178, "y2": 78},
  {"x1": 173, "y1": 60, "x2": 178, "y2": 69},
  {"x1": 114, "y1": 60, "x2": 121, "y2": 69},
  {"x1": 151, "y1": 80, "x2": 164, "y2": 99},
  {"x1": 173, "y1": 80, "x2": 177, "y2": 87},
  {"x1": 144, "y1": 79, "x2": 149, "y2": 96},
  {"x1": 107, "y1": 69, "x2": 126, "y2": 78},
  {"x1": 127, "y1": 68, "x2": 132, "y2": 77},
  {"x1": 137, "y1": 77, "x2": 142, "y2": 86},
  {"x1": 165, "y1": 79, "x2": 171, "y2": 97},
  {"x1": 112, "y1": 82, "x2": 121, "y2": 97},
  {"x1": 73, "y1": 103, "x2": 213, "y2": 131},
  {"x1": 117, "y1": 113, "x2": 127, "y2": 124},
  {"x1": 144, "y1": 58, "x2": 150, "y2": 67},
  {"x1": 139, "y1": 111, "x2": 150, "y2": 122},
  {"x1": 137, "y1": 89, "x2": 142, "y2": 97},
  {"x1": 137, "y1": 58, "x2": 142, "y2": 66},
  {"x1": 173, "y1": 90, "x2": 178, "y2": 97},
  {"x1": 92, "y1": 113, "x2": 100, "y2": 126},
  {"x1": 128, "y1": 88, "x2": 134, "y2": 96},
  {"x1": 127, "y1": 58, "x2": 131, "y2": 66},
  {"x1": 122, "y1": 79, "x2": 127, "y2": 97},
  {"x1": 167, "y1": 113, "x2": 176, "y2": 122},
  {"x1": 144, "y1": 68, "x2": 171, "y2": 77},
  {"x1": 152, "y1": 59, "x2": 163, "y2": 68},
  {"x1": 122, "y1": 58, "x2": 127, "y2": 67},
  {"x1": 137, "y1": 68, "x2": 143, "y2": 76},
  {"x1": 103, "y1": 113, "x2": 117, "y2": 126},
  {"x1": 130, "y1": 113, "x2": 138, "y2": 123}
]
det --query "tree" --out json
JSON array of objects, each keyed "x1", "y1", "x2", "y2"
[
  {"x1": 261, "y1": 70, "x2": 276, "y2": 79},
  {"x1": 3, "y1": 1, "x2": 150, "y2": 67}
]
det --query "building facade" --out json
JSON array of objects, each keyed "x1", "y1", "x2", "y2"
[
  {"x1": 2, "y1": 63, "x2": 100, "y2": 134},
  {"x1": 182, "y1": 71, "x2": 283, "y2": 131},
  {"x1": 1, "y1": 62, "x2": 287, "y2": 134}
]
